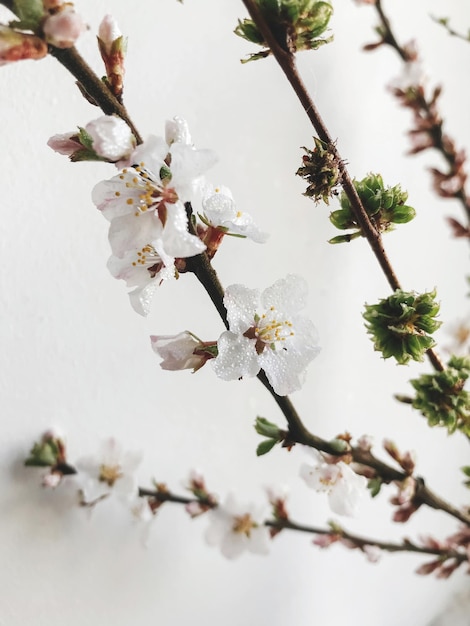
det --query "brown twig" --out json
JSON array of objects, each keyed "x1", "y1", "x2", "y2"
[{"x1": 138, "y1": 486, "x2": 469, "y2": 565}]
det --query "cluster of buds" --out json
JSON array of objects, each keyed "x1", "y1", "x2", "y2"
[
  {"x1": 0, "y1": 0, "x2": 87, "y2": 65},
  {"x1": 390, "y1": 75, "x2": 470, "y2": 236},
  {"x1": 296, "y1": 137, "x2": 342, "y2": 205},
  {"x1": 406, "y1": 356, "x2": 470, "y2": 435},
  {"x1": 24, "y1": 429, "x2": 76, "y2": 487},
  {"x1": 234, "y1": 0, "x2": 333, "y2": 62},
  {"x1": 417, "y1": 528, "x2": 470, "y2": 578},
  {"x1": 329, "y1": 173, "x2": 415, "y2": 244},
  {"x1": 313, "y1": 521, "x2": 381, "y2": 563},
  {"x1": 184, "y1": 470, "x2": 218, "y2": 518},
  {"x1": 363, "y1": 289, "x2": 441, "y2": 364}
]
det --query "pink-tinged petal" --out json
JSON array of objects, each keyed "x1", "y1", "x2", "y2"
[
  {"x1": 47, "y1": 132, "x2": 80, "y2": 156},
  {"x1": 224, "y1": 284, "x2": 261, "y2": 333},
  {"x1": 212, "y1": 332, "x2": 260, "y2": 381}
]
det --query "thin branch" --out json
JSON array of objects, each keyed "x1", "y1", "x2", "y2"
[
  {"x1": 240, "y1": 0, "x2": 444, "y2": 373},
  {"x1": 48, "y1": 47, "x2": 143, "y2": 144},
  {"x1": 138, "y1": 487, "x2": 469, "y2": 564},
  {"x1": 373, "y1": 0, "x2": 470, "y2": 226}
]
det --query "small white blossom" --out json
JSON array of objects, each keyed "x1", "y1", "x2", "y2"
[
  {"x1": 150, "y1": 332, "x2": 206, "y2": 371},
  {"x1": 76, "y1": 438, "x2": 142, "y2": 504},
  {"x1": 201, "y1": 184, "x2": 268, "y2": 243},
  {"x1": 212, "y1": 275, "x2": 320, "y2": 395},
  {"x1": 205, "y1": 494, "x2": 270, "y2": 559},
  {"x1": 300, "y1": 453, "x2": 368, "y2": 517},
  {"x1": 92, "y1": 120, "x2": 214, "y2": 314}
]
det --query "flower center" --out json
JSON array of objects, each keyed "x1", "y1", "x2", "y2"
[
  {"x1": 99, "y1": 463, "x2": 122, "y2": 486},
  {"x1": 115, "y1": 164, "x2": 178, "y2": 219},
  {"x1": 131, "y1": 244, "x2": 164, "y2": 278},
  {"x1": 249, "y1": 306, "x2": 294, "y2": 352},
  {"x1": 232, "y1": 513, "x2": 256, "y2": 537}
]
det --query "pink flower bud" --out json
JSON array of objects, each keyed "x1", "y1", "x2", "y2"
[
  {"x1": 43, "y1": 6, "x2": 87, "y2": 49},
  {"x1": 98, "y1": 14, "x2": 121, "y2": 54}
]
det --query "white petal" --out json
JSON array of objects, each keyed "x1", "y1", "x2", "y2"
[
  {"x1": 108, "y1": 212, "x2": 162, "y2": 257},
  {"x1": 130, "y1": 135, "x2": 169, "y2": 176},
  {"x1": 212, "y1": 332, "x2": 260, "y2": 381},
  {"x1": 162, "y1": 201, "x2": 206, "y2": 257},
  {"x1": 261, "y1": 274, "x2": 308, "y2": 316},
  {"x1": 328, "y1": 464, "x2": 368, "y2": 517},
  {"x1": 165, "y1": 117, "x2": 192, "y2": 145},
  {"x1": 224, "y1": 284, "x2": 260, "y2": 333}
]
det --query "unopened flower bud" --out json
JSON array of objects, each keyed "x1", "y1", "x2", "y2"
[
  {"x1": 97, "y1": 14, "x2": 126, "y2": 99},
  {"x1": 43, "y1": 6, "x2": 87, "y2": 49},
  {"x1": 0, "y1": 26, "x2": 47, "y2": 65}
]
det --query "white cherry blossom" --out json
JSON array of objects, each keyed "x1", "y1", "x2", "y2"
[
  {"x1": 212, "y1": 275, "x2": 320, "y2": 395},
  {"x1": 300, "y1": 452, "x2": 368, "y2": 517},
  {"x1": 201, "y1": 184, "x2": 268, "y2": 243},
  {"x1": 92, "y1": 119, "x2": 214, "y2": 314},
  {"x1": 205, "y1": 494, "x2": 270, "y2": 559},
  {"x1": 76, "y1": 438, "x2": 142, "y2": 505}
]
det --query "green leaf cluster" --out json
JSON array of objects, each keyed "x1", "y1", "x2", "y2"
[
  {"x1": 24, "y1": 438, "x2": 61, "y2": 467},
  {"x1": 329, "y1": 173, "x2": 415, "y2": 244},
  {"x1": 235, "y1": 0, "x2": 333, "y2": 63},
  {"x1": 409, "y1": 356, "x2": 470, "y2": 435},
  {"x1": 363, "y1": 289, "x2": 441, "y2": 365}
]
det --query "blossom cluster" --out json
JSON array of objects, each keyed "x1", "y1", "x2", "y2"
[{"x1": 46, "y1": 12, "x2": 319, "y2": 397}]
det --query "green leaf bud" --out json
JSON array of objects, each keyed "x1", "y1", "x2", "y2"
[
  {"x1": 363, "y1": 289, "x2": 441, "y2": 364},
  {"x1": 256, "y1": 438, "x2": 278, "y2": 456},
  {"x1": 330, "y1": 173, "x2": 416, "y2": 243},
  {"x1": 254, "y1": 416, "x2": 283, "y2": 440},
  {"x1": 235, "y1": 0, "x2": 333, "y2": 62},
  {"x1": 409, "y1": 356, "x2": 470, "y2": 435}
]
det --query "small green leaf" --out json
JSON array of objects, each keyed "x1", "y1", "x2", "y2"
[
  {"x1": 368, "y1": 477, "x2": 382, "y2": 497},
  {"x1": 256, "y1": 438, "x2": 278, "y2": 456}
]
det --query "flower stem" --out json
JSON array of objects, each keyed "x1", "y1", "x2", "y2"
[{"x1": 48, "y1": 46, "x2": 143, "y2": 144}]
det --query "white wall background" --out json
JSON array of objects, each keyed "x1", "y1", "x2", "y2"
[{"x1": 0, "y1": 1, "x2": 469, "y2": 625}]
